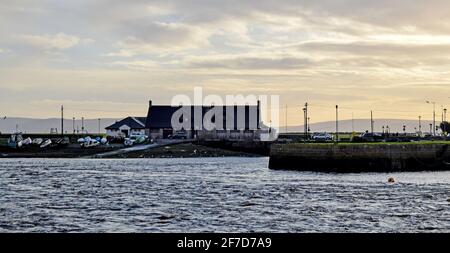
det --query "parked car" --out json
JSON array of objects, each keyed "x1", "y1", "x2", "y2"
[
  {"x1": 312, "y1": 133, "x2": 333, "y2": 141},
  {"x1": 168, "y1": 131, "x2": 188, "y2": 140},
  {"x1": 353, "y1": 132, "x2": 384, "y2": 142},
  {"x1": 124, "y1": 134, "x2": 149, "y2": 146}
]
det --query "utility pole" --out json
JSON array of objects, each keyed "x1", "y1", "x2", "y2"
[
  {"x1": 307, "y1": 117, "x2": 310, "y2": 135},
  {"x1": 370, "y1": 110, "x2": 374, "y2": 135},
  {"x1": 81, "y1": 117, "x2": 85, "y2": 134},
  {"x1": 419, "y1": 116, "x2": 422, "y2": 132},
  {"x1": 335, "y1": 105, "x2": 339, "y2": 142},
  {"x1": 98, "y1": 118, "x2": 101, "y2": 134},
  {"x1": 303, "y1": 102, "x2": 309, "y2": 140},
  {"x1": 61, "y1": 105, "x2": 64, "y2": 137},
  {"x1": 73, "y1": 117, "x2": 75, "y2": 134}
]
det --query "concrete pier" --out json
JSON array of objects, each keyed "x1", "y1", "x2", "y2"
[{"x1": 269, "y1": 142, "x2": 450, "y2": 172}]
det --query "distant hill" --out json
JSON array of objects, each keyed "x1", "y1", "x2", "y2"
[
  {"x1": 283, "y1": 119, "x2": 438, "y2": 134},
  {"x1": 0, "y1": 117, "x2": 120, "y2": 134},
  {"x1": 0, "y1": 117, "x2": 440, "y2": 135}
]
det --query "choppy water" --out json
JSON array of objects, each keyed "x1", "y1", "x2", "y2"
[{"x1": 0, "y1": 157, "x2": 449, "y2": 232}]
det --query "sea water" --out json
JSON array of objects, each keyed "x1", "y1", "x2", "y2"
[{"x1": 0, "y1": 157, "x2": 449, "y2": 232}]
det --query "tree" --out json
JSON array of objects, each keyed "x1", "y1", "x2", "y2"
[{"x1": 440, "y1": 121, "x2": 450, "y2": 134}]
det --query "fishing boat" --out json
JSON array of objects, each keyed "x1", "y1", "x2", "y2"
[
  {"x1": 8, "y1": 133, "x2": 23, "y2": 148},
  {"x1": 82, "y1": 138, "x2": 100, "y2": 148},
  {"x1": 32, "y1": 138, "x2": 43, "y2": 145},
  {"x1": 22, "y1": 137, "x2": 32, "y2": 146},
  {"x1": 40, "y1": 139, "x2": 52, "y2": 148},
  {"x1": 54, "y1": 137, "x2": 70, "y2": 147},
  {"x1": 124, "y1": 138, "x2": 135, "y2": 146}
]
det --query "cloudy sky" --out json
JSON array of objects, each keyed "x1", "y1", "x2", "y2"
[{"x1": 1, "y1": 0, "x2": 450, "y2": 125}]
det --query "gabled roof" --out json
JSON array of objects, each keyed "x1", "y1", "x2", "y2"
[
  {"x1": 145, "y1": 105, "x2": 260, "y2": 130},
  {"x1": 105, "y1": 116, "x2": 147, "y2": 130}
]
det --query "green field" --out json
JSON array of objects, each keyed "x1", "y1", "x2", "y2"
[{"x1": 0, "y1": 138, "x2": 8, "y2": 146}]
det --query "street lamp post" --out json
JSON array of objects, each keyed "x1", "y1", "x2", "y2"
[
  {"x1": 426, "y1": 101, "x2": 436, "y2": 136},
  {"x1": 303, "y1": 107, "x2": 307, "y2": 140},
  {"x1": 445, "y1": 108, "x2": 448, "y2": 122},
  {"x1": 302, "y1": 102, "x2": 309, "y2": 140},
  {"x1": 72, "y1": 117, "x2": 75, "y2": 134},
  {"x1": 444, "y1": 108, "x2": 448, "y2": 135}
]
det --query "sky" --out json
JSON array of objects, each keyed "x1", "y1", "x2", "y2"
[{"x1": 1, "y1": 0, "x2": 450, "y2": 126}]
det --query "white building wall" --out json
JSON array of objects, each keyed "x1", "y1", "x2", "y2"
[
  {"x1": 107, "y1": 125, "x2": 145, "y2": 138},
  {"x1": 106, "y1": 129, "x2": 121, "y2": 137},
  {"x1": 130, "y1": 129, "x2": 146, "y2": 136}
]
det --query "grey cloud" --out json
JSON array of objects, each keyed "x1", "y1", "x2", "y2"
[
  {"x1": 295, "y1": 41, "x2": 450, "y2": 68},
  {"x1": 15, "y1": 33, "x2": 84, "y2": 50},
  {"x1": 121, "y1": 21, "x2": 204, "y2": 46},
  {"x1": 86, "y1": 0, "x2": 450, "y2": 33},
  {"x1": 186, "y1": 56, "x2": 314, "y2": 70},
  {"x1": 300, "y1": 0, "x2": 450, "y2": 34},
  {"x1": 299, "y1": 41, "x2": 450, "y2": 56}
]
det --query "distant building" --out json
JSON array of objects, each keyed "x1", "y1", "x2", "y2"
[
  {"x1": 145, "y1": 100, "x2": 262, "y2": 140},
  {"x1": 105, "y1": 116, "x2": 146, "y2": 138}
]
